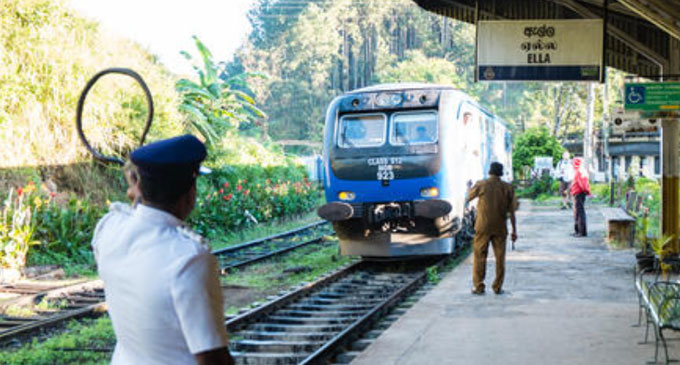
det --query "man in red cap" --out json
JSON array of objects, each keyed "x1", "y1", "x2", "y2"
[{"x1": 570, "y1": 157, "x2": 590, "y2": 237}]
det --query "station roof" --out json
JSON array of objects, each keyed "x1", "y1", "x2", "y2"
[{"x1": 412, "y1": 0, "x2": 679, "y2": 77}]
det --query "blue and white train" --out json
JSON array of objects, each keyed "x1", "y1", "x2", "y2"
[{"x1": 317, "y1": 83, "x2": 512, "y2": 257}]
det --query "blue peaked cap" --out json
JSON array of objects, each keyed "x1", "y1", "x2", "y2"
[{"x1": 130, "y1": 135, "x2": 207, "y2": 178}]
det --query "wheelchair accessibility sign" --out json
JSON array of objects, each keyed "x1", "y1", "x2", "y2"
[
  {"x1": 625, "y1": 82, "x2": 680, "y2": 111},
  {"x1": 626, "y1": 86, "x2": 645, "y2": 105}
]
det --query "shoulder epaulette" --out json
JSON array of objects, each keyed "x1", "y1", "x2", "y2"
[
  {"x1": 176, "y1": 225, "x2": 209, "y2": 248},
  {"x1": 109, "y1": 202, "x2": 134, "y2": 215}
]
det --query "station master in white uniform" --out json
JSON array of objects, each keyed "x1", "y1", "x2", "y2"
[{"x1": 92, "y1": 135, "x2": 233, "y2": 365}]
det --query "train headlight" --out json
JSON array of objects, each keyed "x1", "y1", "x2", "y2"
[
  {"x1": 338, "y1": 191, "x2": 356, "y2": 201},
  {"x1": 375, "y1": 93, "x2": 402, "y2": 107},
  {"x1": 420, "y1": 187, "x2": 439, "y2": 198}
]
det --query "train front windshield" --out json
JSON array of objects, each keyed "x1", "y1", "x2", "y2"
[
  {"x1": 390, "y1": 112, "x2": 438, "y2": 145},
  {"x1": 338, "y1": 114, "x2": 386, "y2": 148},
  {"x1": 337, "y1": 111, "x2": 437, "y2": 149}
]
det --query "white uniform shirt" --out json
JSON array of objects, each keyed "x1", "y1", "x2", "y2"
[
  {"x1": 92, "y1": 203, "x2": 229, "y2": 365},
  {"x1": 556, "y1": 159, "x2": 573, "y2": 182}
]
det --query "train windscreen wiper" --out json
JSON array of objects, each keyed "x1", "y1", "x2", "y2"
[{"x1": 341, "y1": 125, "x2": 355, "y2": 148}]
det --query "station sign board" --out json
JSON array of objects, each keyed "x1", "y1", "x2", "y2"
[
  {"x1": 476, "y1": 19, "x2": 603, "y2": 82},
  {"x1": 533, "y1": 156, "x2": 553, "y2": 171},
  {"x1": 624, "y1": 82, "x2": 680, "y2": 112}
]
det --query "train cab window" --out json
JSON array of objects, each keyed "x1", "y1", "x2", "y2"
[
  {"x1": 337, "y1": 113, "x2": 386, "y2": 148},
  {"x1": 389, "y1": 111, "x2": 438, "y2": 145}
]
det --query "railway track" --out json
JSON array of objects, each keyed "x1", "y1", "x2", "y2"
[
  {"x1": 225, "y1": 245, "x2": 465, "y2": 365},
  {"x1": 0, "y1": 221, "x2": 333, "y2": 346},
  {"x1": 213, "y1": 220, "x2": 333, "y2": 272},
  {"x1": 0, "y1": 281, "x2": 106, "y2": 347}
]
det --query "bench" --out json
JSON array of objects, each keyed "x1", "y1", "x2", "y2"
[
  {"x1": 635, "y1": 263, "x2": 680, "y2": 364},
  {"x1": 602, "y1": 207, "x2": 636, "y2": 246},
  {"x1": 601, "y1": 191, "x2": 642, "y2": 247}
]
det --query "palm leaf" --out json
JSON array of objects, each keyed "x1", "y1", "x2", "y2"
[
  {"x1": 176, "y1": 82, "x2": 216, "y2": 101},
  {"x1": 227, "y1": 89, "x2": 256, "y2": 105},
  {"x1": 240, "y1": 102, "x2": 267, "y2": 118}
]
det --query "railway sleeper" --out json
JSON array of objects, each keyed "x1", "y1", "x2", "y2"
[
  {"x1": 275, "y1": 309, "x2": 364, "y2": 318},
  {"x1": 320, "y1": 285, "x2": 405, "y2": 293},
  {"x1": 296, "y1": 297, "x2": 383, "y2": 306},
  {"x1": 65, "y1": 296, "x2": 103, "y2": 303},
  {"x1": 0, "y1": 320, "x2": 39, "y2": 327},
  {"x1": 319, "y1": 290, "x2": 397, "y2": 298},
  {"x1": 313, "y1": 295, "x2": 392, "y2": 304},
  {"x1": 249, "y1": 323, "x2": 345, "y2": 333},
  {"x1": 236, "y1": 330, "x2": 334, "y2": 342},
  {"x1": 230, "y1": 351, "x2": 309, "y2": 365},
  {"x1": 230, "y1": 339, "x2": 326, "y2": 353},
  {"x1": 320, "y1": 284, "x2": 404, "y2": 293},
  {"x1": 285, "y1": 303, "x2": 372, "y2": 311},
  {"x1": 265, "y1": 315, "x2": 356, "y2": 325}
]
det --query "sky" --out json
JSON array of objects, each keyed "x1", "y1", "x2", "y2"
[{"x1": 68, "y1": 0, "x2": 256, "y2": 75}]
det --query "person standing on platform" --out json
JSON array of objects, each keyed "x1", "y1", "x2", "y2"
[
  {"x1": 555, "y1": 151, "x2": 573, "y2": 210},
  {"x1": 466, "y1": 162, "x2": 518, "y2": 295},
  {"x1": 92, "y1": 135, "x2": 234, "y2": 365},
  {"x1": 570, "y1": 157, "x2": 590, "y2": 237}
]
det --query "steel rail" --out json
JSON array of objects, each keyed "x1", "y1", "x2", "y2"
[
  {"x1": 225, "y1": 252, "x2": 458, "y2": 364},
  {"x1": 220, "y1": 237, "x2": 327, "y2": 272},
  {"x1": 212, "y1": 220, "x2": 328, "y2": 255},
  {"x1": 299, "y1": 265, "x2": 432, "y2": 364},
  {"x1": 226, "y1": 261, "x2": 363, "y2": 332},
  {"x1": 214, "y1": 220, "x2": 332, "y2": 272},
  {"x1": 0, "y1": 302, "x2": 106, "y2": 345}
]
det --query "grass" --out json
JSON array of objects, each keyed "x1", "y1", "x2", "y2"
[
  {"x1": 221, "y1": 238, "x2": 354, "y2": 291},
  {"x1": 0, "y1": 316, "x2": 114, "y2": 365},
  {"x1": 4, "y1": 305, "x2": 37, "y2": 318}
]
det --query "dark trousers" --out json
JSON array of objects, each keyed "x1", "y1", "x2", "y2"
[
  {"x1": 573, "y1": 193, "x2": 587, "y2": 236},
  {"x1": 472, "y1": 232, "x2": 506, "y2": 293}
]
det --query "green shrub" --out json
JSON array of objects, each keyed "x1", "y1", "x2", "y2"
[
  {"x1": 190, "y1": 167, "x2": 322, "y2": 239},
  {"x1": 512, "y1": 127, "x2": 564, "y2": 175},
  {"x1": 590, "y1": 183, "x2": 610, "y2": 202},
  {"x1": 28, "y1": 197, "x2": 105, "y2": 269},
  {"x1": 517, "y1": 175, "x2": 556, "y2": 199}
]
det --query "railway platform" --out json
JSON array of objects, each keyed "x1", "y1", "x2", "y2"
[{"x1": 352, "y1": 200, "x2": 665, "y2": 364}]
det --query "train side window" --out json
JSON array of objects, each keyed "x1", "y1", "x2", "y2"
[
  {"x1": 337, "y1": 113, "x2": 387, "y2": 148},
  {"x1": 487, "y1": 117, "x2": 495, "y2": 135},
  {"x1": 389, "y1": 111, "x2": 438, "y2": 145},
  {"x1": 459, "y1": 106, "x2": 475, "y2": 126}
]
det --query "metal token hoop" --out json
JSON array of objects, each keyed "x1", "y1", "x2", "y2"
[{"x1": 76, "y1": 68, "x2": 154, "y2": 165}]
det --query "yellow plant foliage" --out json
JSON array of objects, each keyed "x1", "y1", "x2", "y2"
[{"x1": 0, "y1": 0, "x2": 183, "y2": 168}]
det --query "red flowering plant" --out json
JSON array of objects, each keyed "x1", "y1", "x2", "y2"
[
  {"x1": 1, "y1": 181, "x2": 43, "y2": 270},
  {"x1": 1, "y1": 180, "x2": 105, "y2": 271},
  {"x1": 190, "y1": 169, "x2": 321, "y2": 238}
]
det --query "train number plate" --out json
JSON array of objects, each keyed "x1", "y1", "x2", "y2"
[
  {"x1": 368, "y1": 157, "x2": 400, "y2": 181},
  {"x1": 377, "y1": 170, "x2": 395, "y2": 180},
  {"x1": 376, "y1": 165, "x2": 395, "y2": 180}
]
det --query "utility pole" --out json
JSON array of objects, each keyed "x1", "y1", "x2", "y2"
[
  {"x1": 603, "y1": 74, "x2": 613, "y2": 205},
  {"x1": 584, "y1": 83, "x2": 595, "y2": 172}
]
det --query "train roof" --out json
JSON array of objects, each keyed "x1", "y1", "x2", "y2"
[
  {"x1": 340, "y1": 83, "x2": 508, "y2": 129},
  {"x1": 347, "y1": 83, "x2": 458, "y2": 94}
]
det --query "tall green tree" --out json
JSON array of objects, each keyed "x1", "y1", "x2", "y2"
[{"x1": 512, "y1": 127, "x2": 564, "y2": 175}]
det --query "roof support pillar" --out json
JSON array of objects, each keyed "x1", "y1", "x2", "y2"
[
  {"x1": 661, "y1": 119, "x2": 679, "y2": 254},
  {"x1": 671, "y1": 37, "x2": 680, "y2": 77}
]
